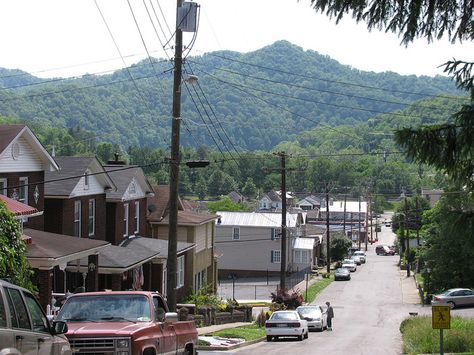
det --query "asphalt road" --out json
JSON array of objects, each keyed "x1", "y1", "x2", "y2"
[{"x1": 201, "y1": 213, "x2": 474, "y2": 354}]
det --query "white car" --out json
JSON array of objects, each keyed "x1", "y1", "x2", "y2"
[
  {"x1": 353, "y1": 250, "x2": 366, "y2": 263},
  {"x1": 265, "y1": 310, "x2": 309, "y2": 341},
  {"x1": 296, "y1": 305, "x2": 327, "y2": 331},
  {"x1": 342, "y1": 258, "x2": 357, "y2": 272}
]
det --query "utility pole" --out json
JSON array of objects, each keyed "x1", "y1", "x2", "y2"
[
  {"x1": 405, "y1": 197, "x2": 410, "y2": 277},
  {"x1": 367, "y1": 192, "x2": 371, "y2": 252},
  {"x1": 343, "y1": 193, "x2": 347, "y2": 234},
  {"x1": 325, "y1": 183, "x2": 331, "y2": 274},
  {"x1": 358, "y1": 196, "x2": 361, "y2": 250},
  {"x1": 167, "y1": 0, "x2": 184, "y2": 311},
  {"x1": 262, "y1": 152, "x2": 303, "y2": 290}
]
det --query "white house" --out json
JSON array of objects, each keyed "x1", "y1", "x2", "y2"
[{"x1": 215, "y1": 211, "x2": 311, "y2": 278}]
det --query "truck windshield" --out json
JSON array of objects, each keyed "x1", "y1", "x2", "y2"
[{"x1": 56, "y1": 294, "x2": 151, "y2": 322}]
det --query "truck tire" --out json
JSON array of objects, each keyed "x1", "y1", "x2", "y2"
[
  {"x1": 183, "y1": 344, "x2": 195, "y2": 355},
  {"x1": 143, "y1": 348, "x2": 156, "y2": 355}
]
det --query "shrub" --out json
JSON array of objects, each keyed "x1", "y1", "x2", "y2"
[{"x1": 270, "y1": 289, "x2": 303, "y2": 309}]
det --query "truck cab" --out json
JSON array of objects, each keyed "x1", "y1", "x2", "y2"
[{"x1": 55, "y1": 291, "x2": 197, "y2": 355}]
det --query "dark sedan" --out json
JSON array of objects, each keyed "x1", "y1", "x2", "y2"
[{"x1": 335, "y1": 267, "x2": 351, "y2": 281}]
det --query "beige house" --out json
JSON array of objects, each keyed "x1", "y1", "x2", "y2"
[
  {"x1": 146, "y1": 185, "x2": 218, "y2": 301},
  {"x1": 215, "y1": 211, "x2": 311, "y2": 278}
]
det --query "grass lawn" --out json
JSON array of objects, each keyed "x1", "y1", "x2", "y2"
[
  {"x1": 304, "y1": 274, "x2": 333, "y2": 303},
  {"x1": 401, "y1": 315, "x2": 474, "y2": 355},
  {"x1": 211, "y1": 323, "x2": 266, "y2": 341}
]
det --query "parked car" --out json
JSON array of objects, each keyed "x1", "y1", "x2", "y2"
[
  {"x1": 342, "y1": 258, "x2": 357, "y2": 272},
  {"x1": 353, "y1": 250, "x2": 366, "y2": 263},
  {"x1": 265, "y1": 310, "x2": 309, "y2": 341},
  {"x1": 335, "y1": 267, "x2": 351, "y2": 281},
  {"x1": 296, "y1": 305, "x2": 327, "y2": 331},
  {"x1": 431, "y1": 288, "x2": 474, "y2": 309},
  {"x1": 0, "y1": 279, "x2": 71, "y2": 355},
  {"x1": 351, "y1": 254, "x2": 362, "y2": 265},
  {"x1": 375, "y1": 245, "x2": 395, "y2": 255}
]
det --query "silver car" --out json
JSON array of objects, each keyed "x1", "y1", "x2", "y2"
[
  {"x1": 296, "y1": 305, "x2": 327, "y2": 331},
  {"x1": 431, "y1": 288, "x2": 474, "y2": 309},
  {"x1": 342, "y1": 258, "x2": 357, "y2": 272}
]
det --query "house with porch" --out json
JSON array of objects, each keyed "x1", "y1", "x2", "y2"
[{"x1": 0, "y1": 124, "x2": 110, "y2": 310}]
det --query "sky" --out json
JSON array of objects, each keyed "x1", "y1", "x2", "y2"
[{"x1": 0, "y1": 0, "x2": 472, "y2": 79}]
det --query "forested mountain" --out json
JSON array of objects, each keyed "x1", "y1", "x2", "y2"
[{"x1": 0, "y1": 40, "x2": 463, "y2": 151}]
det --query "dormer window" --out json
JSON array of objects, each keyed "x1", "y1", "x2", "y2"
[
  {"x1": 129, "y1": 181, "x2": 136, "y2": 194},
  {"x1": 84, "y1": 171, "x2": 89, "y2": 190}
]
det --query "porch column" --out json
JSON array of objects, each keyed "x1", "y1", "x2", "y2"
[
  {"x1": 86, "y1": 255, "x2": 99, "y2": 291},
  {"x1": 38, "y1": 269, "x2": 53, "y2": 312}
]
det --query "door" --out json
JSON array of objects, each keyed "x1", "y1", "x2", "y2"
[
  {"x1": 5, "y1": 287, "x2": 38, "y2": 355},
  {"x1": 23, "y1": 292, "x2": 54, "y2": 355},
  {"x1": 153, "y1": 296, "x2": 176, "y2": 354}
]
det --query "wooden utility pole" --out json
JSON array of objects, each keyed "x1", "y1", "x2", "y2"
[
  {"x1": 358, "y1": 196, "x2": 361, "y2": 250},
  {"x1": 405, "y1": 197, "x2": 410, "y2": 277},
  {"x1": 325, "y1": 183, "x2": 331, "y2": 274},
  {"x1": 343, "y1": 194, "x2": 347, "y2": 234},
  {"x1": 167, "y1": 0, "x2": 184, "y2": 311},
  {"x1": 262, "y1": 152, "x2": 303, "y2": 291},
  {"x1": 367, "y1": 192, "x2": 371, "y2": 252}
]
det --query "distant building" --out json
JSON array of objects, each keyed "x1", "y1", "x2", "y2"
[{"x1": 421, "y1": 188, "x2": 444, "y2": 207}]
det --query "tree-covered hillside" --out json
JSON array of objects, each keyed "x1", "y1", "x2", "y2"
[{"x1": 0, "y1": 41, "x2": 462, "y2": 151}]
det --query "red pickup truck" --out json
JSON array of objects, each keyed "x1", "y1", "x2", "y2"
[{"x1": 55, "y1": 291, "x2": 197, "y2": 355}]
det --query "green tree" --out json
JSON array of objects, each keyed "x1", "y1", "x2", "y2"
[
  {"x1": 330, "y1": 232, "x2": 352, "y2": 263},
  {"x1": 241, "y1": 177, "x2": 257, "y2": 199},
  {"x1": 0, "y1": 201, "x2": 35, "y2": 290},
  {"x1": 206, "y1": 196, "x2": 246, "y2": 214},
  {"x1": 419, "y1": 188, "x2": 474, "y2": 293}
]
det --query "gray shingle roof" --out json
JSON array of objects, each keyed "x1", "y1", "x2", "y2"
[
  {"x1": 104, "y1": 165, "x2": 153, "y2": 200},
  {"x1": 119, "y1": 235, "x2": 195, "y2": 258},
  {"x1": 45, "y1": 156, "x2": 98, "y2": 196}
]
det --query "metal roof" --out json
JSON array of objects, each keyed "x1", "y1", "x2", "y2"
[{"x1": 217, "y1": 211, "x2": 299, "y2": 228}]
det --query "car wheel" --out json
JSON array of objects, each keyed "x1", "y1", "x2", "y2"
[
  {"x1": 304, "y1": 330, "x2": 309, "y2": 339},
  {"x1": 298, "y1": 334, "x2": 303, "y2": 341},
  {"x1": 447, "y1": 301, "x2": 456, "y2": 309},
  {"x1": 266, "y1": 335, "x2": 272, "y2": 342}
]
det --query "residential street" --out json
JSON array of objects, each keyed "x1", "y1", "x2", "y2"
[{"x1": 201, "y1": 214, "x2": 474, "y2": 354}]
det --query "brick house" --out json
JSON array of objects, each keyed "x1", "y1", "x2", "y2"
[{"x1": 0, "y1": 124, "x2": 110, "y2": 310}]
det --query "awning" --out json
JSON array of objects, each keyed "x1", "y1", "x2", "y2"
[
  {"x1": 0, "y1": 194, "x2": 43, "y2": 218},
  {"x1": 68, "y1": 243, "x2": 161, "y2": 274},
  {"x1": 293, "y1": 237, "x2": 315, "y2": 250},
  {"x1": 119, "y1": 235, "x2": 195, "y2": 258},
  {"x1": 24, "y1": 228, "x2": 110, "y2": 270}
]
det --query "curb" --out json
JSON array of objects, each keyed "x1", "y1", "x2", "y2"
[{"x1": 196, "y1": 336, "x2": 266, "y2": 351}]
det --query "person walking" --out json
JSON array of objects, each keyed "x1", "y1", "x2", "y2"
[{"x1": 326, "y1": 301, "x2": 334, "y2": 330}]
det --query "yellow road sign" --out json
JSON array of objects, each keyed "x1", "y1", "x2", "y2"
[{"x1": 432, "y1": 306, "x2": 450, "y2": 329}]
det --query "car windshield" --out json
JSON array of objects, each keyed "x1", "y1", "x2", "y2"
[
  {"x1": 354, "y1": 252, "x2": 364, "y2": 256},
  {"x1": 336, "y1": 268, "x2": 348, "y2": 273},
  {"x1": 298, "y1": 307, "x2": 321, "y2": 317},
  {"x1": 343, "y1": 259, "x2": 354, "y2": 264},
  {"x1": 270, "y1": 312, "x2": 298, "y2": 320},
  {"x1": 56, "y1": 294, "x2": 151, "y2": 322}
]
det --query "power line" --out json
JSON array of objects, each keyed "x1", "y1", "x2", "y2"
[{"x1": 200, "y1": 51, "x2": 467, "y2": 102}]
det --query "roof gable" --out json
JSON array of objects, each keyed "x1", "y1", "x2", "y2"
[
  {"x1": 0, "y1": 125, "x2": 59, "y2": 173},
  {"x1": 105, "y1": 165, "x2": 153, "y2": 201}
]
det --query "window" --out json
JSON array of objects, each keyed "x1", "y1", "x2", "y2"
[
  {"x1": 232, "y1": 227, "x2": 240, "y2": 240},
  {"x1": 84, "y1": 171, "x2": 89, "y2": 190},
  {"x1": 0, "y1": 178, "x2": 7, "y2": 196},
  {"x1": 271, "y1": 250, "x2": 281, "y2": 263},
  {"x1": 294, "y1": 250, "x2": 310, "y2": 264},
  {"x1": 6, "y1": 287, "x2": 30, "y2": 329},
  {"x1": 19, "y1": 177, "x2": 28, "y2": 204},
  {"x1": 123, "y1": 203, "x2": 129, "y2": 237},
  {"x1": 271, "y1": 228, "x2": 281, "y2": 240},
  {"x1": 134, "y1": 201, "x2": 140, "y2": 234},
  {"x1": 195, "y1": 270, "x2": 205, "y2": 291},
  {"x1": 88, "y1": 199, "x2": 95, "y2": 237},
  {"x1": 24, "y1": 292, "x2": 49, "y2": 333},
  {"x1": 177, "y1": 255, "x2": 185, "y2": 288},
  {"x1": 74, "y1": 200, "x2": 81, "y2": 237}
]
